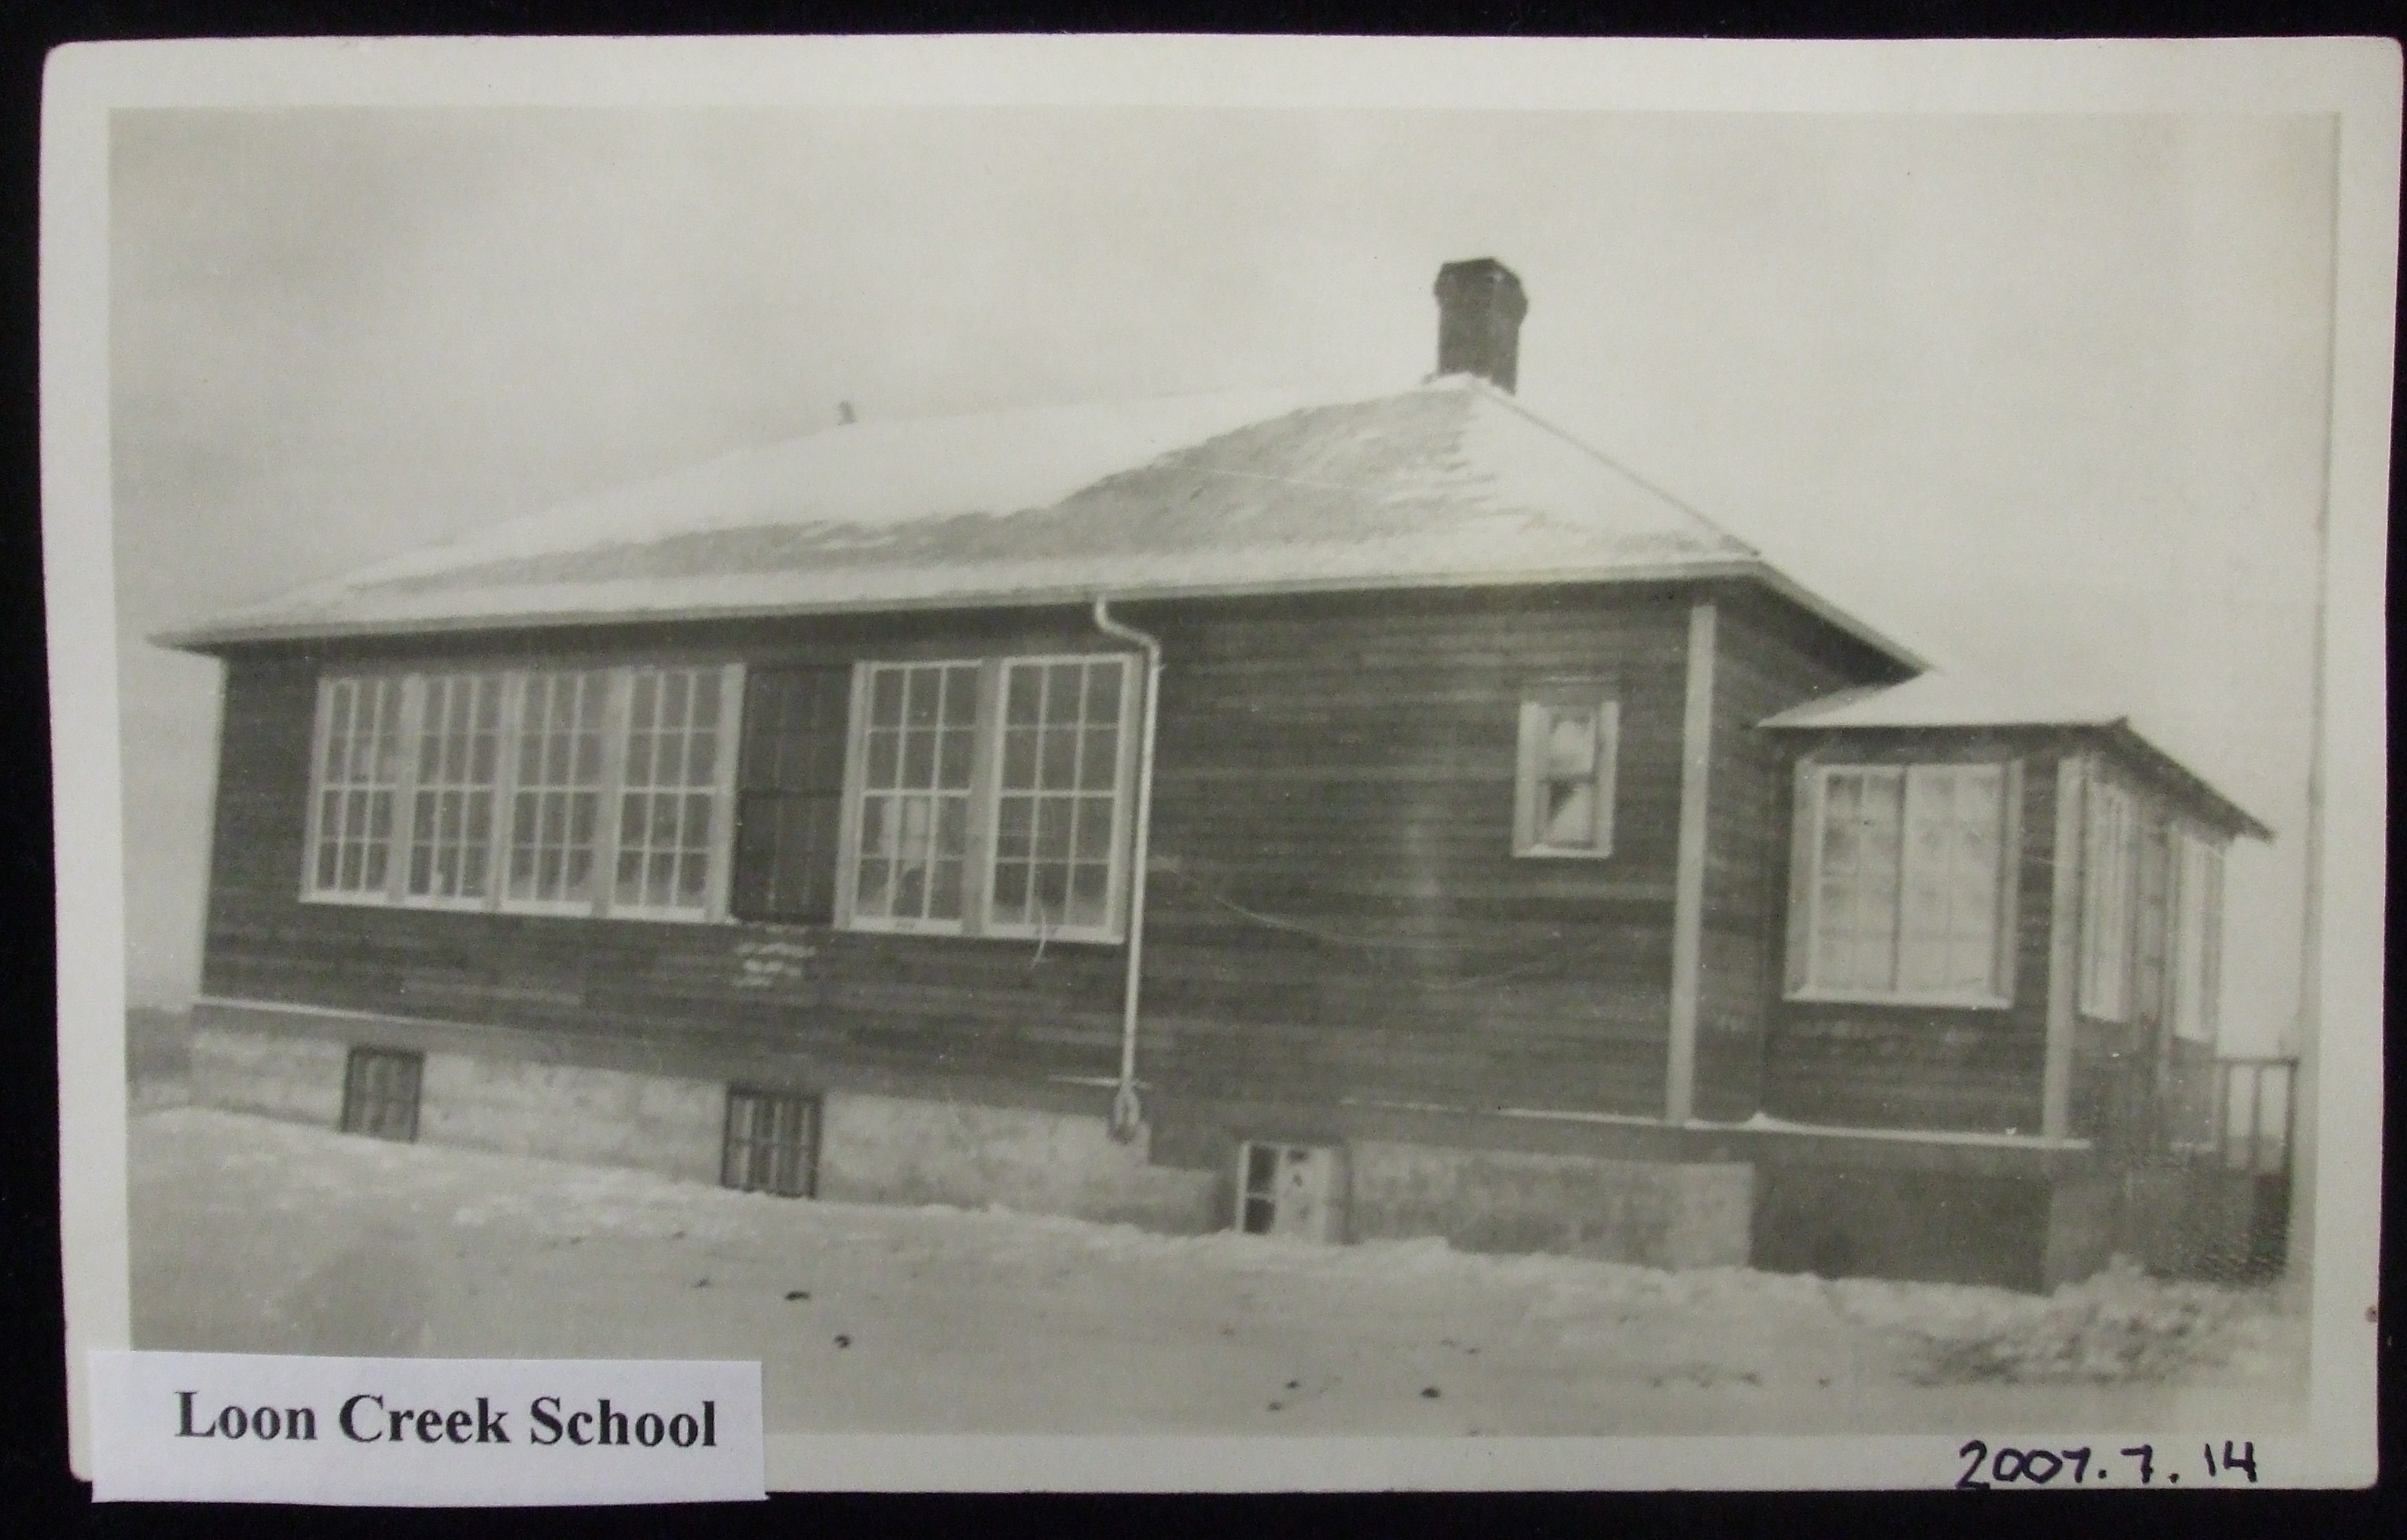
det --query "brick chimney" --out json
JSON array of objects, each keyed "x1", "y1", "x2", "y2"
[{"x1": 1433, "y1": 258, "x2": 1528, "y2": 392}]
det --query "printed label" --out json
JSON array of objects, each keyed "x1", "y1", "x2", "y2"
[{"x1": 89, "y1": 1352, "x2": 764, "y2": 1505}]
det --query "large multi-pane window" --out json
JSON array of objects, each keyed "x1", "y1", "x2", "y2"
[
  {"x1": 615, "y1": 667, "x2": 727, "y2": 917},
  {"x1": 851, "y1": 662, "x2": 979, "y2": 928},
  {"x1": 311, "y1": 676, "x2": 408, "y2": 899},
  {"x1": 304, "y1": 663, "x2": 741, "y2": 922},
  {"x1": 2078, "y1": 775, "x2": 2137, "y2": 1020},
  {"x1": 404, "y1": 673, "x2": 504, "y2": 905},
  {"x1": 1787, "y1": 761, "x2": 2018, "y2": 1006},
  {"x1": 2168, "y1": 826, "x2": 2225, "y2": 1044},
  {"x1": 991, "y1": 658, "x2": 1127, "y2": 934},
  {"x1": 838, "y1": 653, "x2": 1138, "y2": 943},
  {"x1": 505, "y1": 671, "x2": 611, "y2": 910}
]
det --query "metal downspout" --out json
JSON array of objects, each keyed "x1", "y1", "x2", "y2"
[{"x1": 1093, "y1": 596, "x2": 1161, "y2": 1141}]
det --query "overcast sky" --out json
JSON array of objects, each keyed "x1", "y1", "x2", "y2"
[{"x1": 110, "y1": 107, "x2": 2337, "y2": 1052}]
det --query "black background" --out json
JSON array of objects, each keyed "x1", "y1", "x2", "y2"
[{"x1": 2, "y1": 2, "x2": 2400, "y2": 1534}]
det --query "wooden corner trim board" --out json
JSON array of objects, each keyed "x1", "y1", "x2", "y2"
[
  {"x1": 2041, "y1": 752, "x2": 2087, "y2": 1140},
  {"x1": 1664, "y1": 600, "x2": 1716, "y2": 1125}
]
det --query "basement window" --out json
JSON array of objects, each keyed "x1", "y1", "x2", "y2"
[
  {"x1": 339, "y1": 1047, "x2": 423, "y2": 1143},
  {"x1": 837, "y1": 654, "x2": 1140, "y2": 943},
  {"x1": 721, "y1": 1088, "x2": 818, "y2": 1198},
  {"x1": 1785, "y1": 761, "x2": 2020, "y2": 1009}
]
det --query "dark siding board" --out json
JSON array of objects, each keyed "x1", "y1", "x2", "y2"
[{"x1": 730, "y1": 665, "x2": 850, "y2": 924}]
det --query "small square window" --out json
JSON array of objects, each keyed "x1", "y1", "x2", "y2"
[
  {"x1": 340, "y1": 1047, "x2": 423, "y2": 1142},
  {"x1": 722, "y1": 1088, "x2": 819, "y2": 1198},
  {"x1": 1514, "y1": 695, "x2": 1619, "y2": 858}
]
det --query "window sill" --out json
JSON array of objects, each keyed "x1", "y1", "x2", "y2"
[
  {"x1": 395, "y1": 895, "x2": 498, "y2": 913},
  {"x1": 1785, "y1": 987, "x2": 2014, "y2": 1012},
  {"x1": 836, "y1": 917, "x2": 1123, "y2": 945},
  {"x1": 840, "y1": 916, "x2": 968, "y2": 938},
  {"x1": 1510, "y1": 845, "x2": 1615, "y2": 862},
  {"x1": 299, "y1": 889, "x2": 399, "y2": 908},
  {"x1": 980, "y1": 924, "x2": 1125, "y2": 946}
]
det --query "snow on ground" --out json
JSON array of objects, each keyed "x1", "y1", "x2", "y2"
[{"x1": 129, "y1": 1107, "x2": 2307, "y2": 1436}]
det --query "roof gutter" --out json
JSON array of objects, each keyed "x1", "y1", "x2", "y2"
[{"x1": 1091, "y1": 595, "x2": 1162, "y2": 1142}]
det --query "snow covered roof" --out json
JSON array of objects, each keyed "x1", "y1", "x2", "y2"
[
  {"x1": 153, "y1": 376, "x2": 1923, "y2": 668},
  {"x1": 1761, "y1": 674, "x2": 2272, "y2": 840}
]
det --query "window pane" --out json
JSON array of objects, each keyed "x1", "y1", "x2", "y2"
[
  {"x1": 937, "y1": 729, "x2": 974, "y2": 788},
  {"x1": 1543, "y1": 780, "x2": 1596, "y2": 849},
  {"x1": 1811, "y1": 769, "x2": 1903, "y2": 991},
  {"x1": 1073, "y1": 799, "x2": 1112, "y2": 859},
  {"x1": 927, "y1": 858, "x2": 964, "y2": 921},
  {"x1": 996, "y1": 796, "x2": 1033, "y2": 859},
  {"x1": 1001, "y1": 727, "x2": 1038, "y2": 789},
  {"x1": 1042, "y1": 663, "x2": 1079, "y2": 721},
  {"x1": 901, "y1": 730, "x2": 935, "y2": 787},
  {"x1": 906, "y1": 667, "x2": 940, "y2": 728},
  {"x1": 1068, "y1": 862, "x2": 1109, "y2": 928},
  {"x1": 941, "y1": 666, "x2": 979, "y2": 726},
  {"x1": 1040, "y1": 726, "x2": 1078, "y2": 789},
  {"x1": 1082, "y1": 660, "x2": 1124, "y2": 719},
  {"x1": 1543, "y1": 709, "x2": 1598, "y2": 779},
  {"x1": 1898, "y1": 766, "x2": 2002, "y2": 995},
  {"x1": 1034, "y1": 799, "x2": 1071, "y2": 859},
  {"x1": 865, "y1": 728, "x2": 899, "y2": 788},
  {"x1": 1005, "y1": 667, "x2": 1042, "y2": 725},
  {"x1": 990, "y1": 861, "x2": 1031, "y2": 924},
  {"x1": 870, "y1": 668, "x2": 905, "y2": 728},
  {"x1": 1079, "y1": 727, "x2": 1119, "y2": 788},
  {"x1": 1034, "y1": 863, "x2": 1070, "y2": 922}
]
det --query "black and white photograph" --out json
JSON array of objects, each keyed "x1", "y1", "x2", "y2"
[{"x1": 44, "y1": 36, "x2": 2391, "y2": 1490}]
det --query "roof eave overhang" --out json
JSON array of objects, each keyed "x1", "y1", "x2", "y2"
[
  {"x1": 153, "y1": 557, "x2": 1932, "y2": 674},
  {"x1": 1759, "y1": 711, "x2": 2272, "y2": 843}
]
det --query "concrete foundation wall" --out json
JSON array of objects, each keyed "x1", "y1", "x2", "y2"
[
  {"x1": 1349, "y1": 1141, "x2": 1754, "y2": 1268},
  {"x1": 190, "y1": 1027, "x2": 348, "y2": 1127},
  {"x1": 818, "y1": 1093, "x2": 1218, "y2": 1233},
  {"x1": 418, "y1": 1053, "x2": 726, "y2": 1185},
  {"x1": 1753, "y1": 1164, "x2": 2053, "y2": 1291},
  {"x1": 2041, "y1": 1171, "x2": 2125, "y2": 1288}
]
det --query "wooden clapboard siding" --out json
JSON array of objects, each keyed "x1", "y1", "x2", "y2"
[
  {"x1": 197, "y1": 589, "x2": 1718, "y2": 1116},
  {"x1": 1135, "y1": 588, "x2": 1696, "y2": 1116},
  {"x1": 1692, "y1": 592, "x2": 1908, "y2": 1122}
]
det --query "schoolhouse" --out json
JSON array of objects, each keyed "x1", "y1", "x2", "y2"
[{"x1": 160, "y1": 259, "x2": 2269, "y2": 1289}]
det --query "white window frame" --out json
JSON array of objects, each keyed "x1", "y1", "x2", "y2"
[
  {"x1": 2078, "y1": 770, "x2": 2138, "y2": 1021},
  {"x1": 300, "y1": 662, "x2": 744, "y2": 924},
  {"x1": 2168, "y1": 822, "x2": 2225, "y2": 1045},
  {"x1": 1512, "y1": 692, "x2": 1620, "y2": 860},
  {"x1": 1784, "y1": 758, "x2": 2022, "y2": 1009},
  {"x1": 833, "y1": 652, "x2": 1141, "y2": 945}
]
